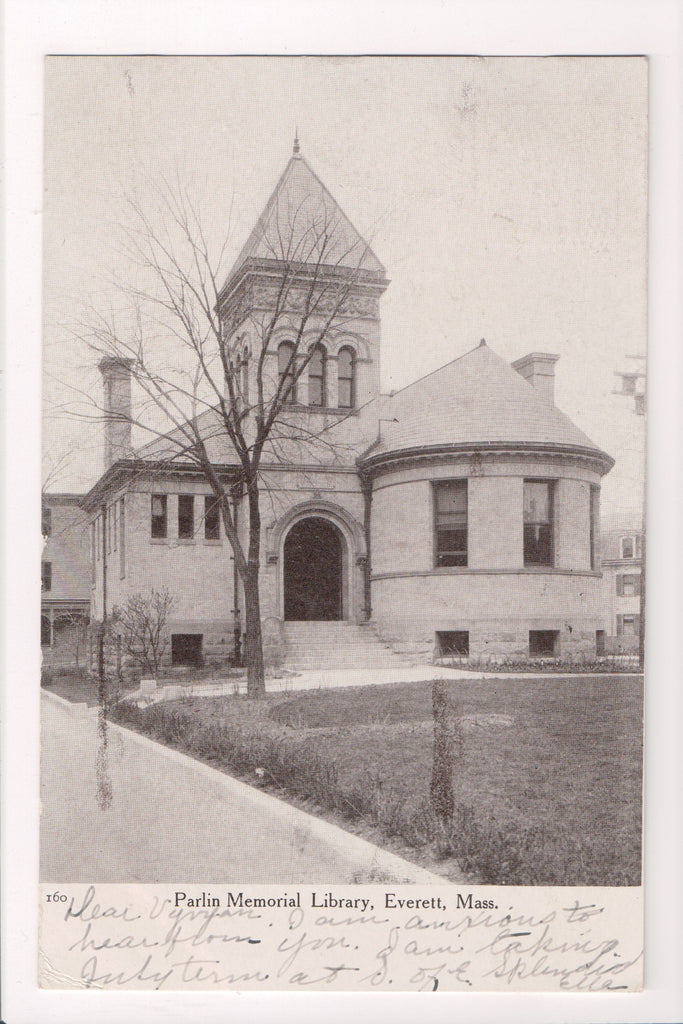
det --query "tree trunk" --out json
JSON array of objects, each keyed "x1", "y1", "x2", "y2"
[
  {"x1": 430, "y1": 679, "x2": 454, "y2": 823},
  {"x1": 97, "y1": 621, "x2": 107, "y2": 711},
  {"x1": 243, "y1": 564, "x2": 265, "y2": 697}
]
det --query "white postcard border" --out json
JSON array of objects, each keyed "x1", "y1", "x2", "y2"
[{"x1": 3, "y1": 1, "x2": 683, "y2": 1022}]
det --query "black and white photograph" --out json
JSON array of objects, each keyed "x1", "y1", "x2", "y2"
[
  {"x1": 3, "y1": 20, "x2": 680, "y2": 1006},
  {"x1": 39, "y1": 55, "x2": 647, "y2": 897}
]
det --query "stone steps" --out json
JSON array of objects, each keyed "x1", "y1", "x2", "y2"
[{"x1": 282, "y1": 621, "x2": 415, "y2": 670}]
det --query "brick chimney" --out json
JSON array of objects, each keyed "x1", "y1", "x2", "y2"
[
  {"x1": 99, "y1": 357, "x2": 134, "y2": 468},
  {"x1": 511, "y1": 352, "x2": 559, "y2": 405}
]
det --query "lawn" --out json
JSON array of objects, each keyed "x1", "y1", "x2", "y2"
[
  {"x1": 41, "y1": 667, "x2": 102, "y2": 705},
  {"x1": 110, "y1": 674, "x2": 643, "y2": 886}
]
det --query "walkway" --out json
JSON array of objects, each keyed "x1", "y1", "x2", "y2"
[
  {"x1": 40, "y1": 692, "x2": 448, "y2": 885},
  {"x1": 126, "y1": 664, "x2": 641, "y2": 704}
]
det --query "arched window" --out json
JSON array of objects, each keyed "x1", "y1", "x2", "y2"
[
  {"x1": 308, "y1": 344, "x2": 326, "y2": 407},
  {"x1": 337, "y1": 346, "x2": 356, "y2": 408},
  {"x1": 241, "y1": 346, "x2": 249, "y2": 406},
  {"x1": 278, "y1": 341, "x2": 296, "y2": 403}
]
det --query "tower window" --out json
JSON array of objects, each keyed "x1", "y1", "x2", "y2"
[
  {"x1": 308, "y1": 344, "x2": 326, "y2": 406},
  {"x1": 241, "y1": 346, "x2": 249, "y2": 406},
  {"x1": 337, "y1": 346, "x2": 356, "y2": 408},
  {"x1": 278, "y1": 341, "x2": 297, "y2": 403}
]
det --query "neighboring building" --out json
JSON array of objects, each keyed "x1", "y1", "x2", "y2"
[
  {"x1": 80, "y1": 142, "x2": 615, "y2": 668},
  {"x1": 599, "y1": 516, "x2": 644, "y2": 653},
  {"x1": 41, "y1": 494, "x2": 91, "y2": 665}
]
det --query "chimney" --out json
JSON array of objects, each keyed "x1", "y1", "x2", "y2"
[
  {"x1": 511, "y1": 352, "x2": 559, "y2": 405},
  {"x1": 99, "y1": 357, "x2": 134, "y2": 468}
]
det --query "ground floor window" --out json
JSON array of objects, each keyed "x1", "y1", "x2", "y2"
[
  {"x1": 41, "y1": 561, "x2": 52, "y2": 592},
  {"x1": 617, "y1": 614, "x2": 640, "y2": 637},
  {"x1": 529, "y1": 629, "x2": 559, "y2": 657},
  {"x1": 41, "y1": 614, "x2": 52, "y2": 647},
  {"x1": 436, "y1": 630, "x2": 469, "y2": 656},
  {"x1": 596, "y1": 629, "x2": 606, "y2": 656},
  {"x1": 204, "y1": 496, "x2": 220, "y2": 540},
  {"x1": 171, "y1": 633, "x2": 203, "y2": 667},
  {"x1": 616, "y1": 573, "x2": 640, "y2": 596},
  {"x1": 434, "y1": 479, "x2": 468, "y2": 567},
  {"x1": 523, "y1": 480, "x2": 554, "y2": 566}
]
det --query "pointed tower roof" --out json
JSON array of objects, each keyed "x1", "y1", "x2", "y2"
[
  {"x1": 222, "y1": 140, "x2": 386, "y2": 295},
  {"x1": 362, "y1": 341, "x2": 613, "y2": 472}
]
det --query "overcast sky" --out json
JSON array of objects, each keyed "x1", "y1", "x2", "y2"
[{"x1": 43, "y1": 55, "x2": 647, "y2": 519}]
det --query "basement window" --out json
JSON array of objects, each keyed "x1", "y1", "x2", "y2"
[
  {"x1": 171, "y1": 634, "x2": 203, "y2": 668},
  {"x1": 529, "y1": 630, "x2": 559, "y2": 657},
  {"x1": 437, "y1": 631, "x2": 469, "y2": 657}
]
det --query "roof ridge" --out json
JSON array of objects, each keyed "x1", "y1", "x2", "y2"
[{"x1": 386, "y1": 339, "x2": 501, "y2": 399}]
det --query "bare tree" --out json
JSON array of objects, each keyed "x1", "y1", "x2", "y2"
[
  {"x1": 114, "y1": 589, "x2": 176, "y2": 678},
  {"x1": 72, "y1": 167, "x2": 378, "y2": 696}
]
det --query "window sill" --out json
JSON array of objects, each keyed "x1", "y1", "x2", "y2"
[
  {"x1": 203, "y1": 539, "x2": 222, "y2": 545},
  {"x1": 283, "y1": 403, "x2": 359, "y2": 416},
  {"x1": 372, "y1": 567, "x2": 604, "y2": 581}
]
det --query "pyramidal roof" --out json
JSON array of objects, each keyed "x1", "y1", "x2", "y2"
[
  {"x1": 223, "y1": 140, "x2": 386, "y2": 290},
  {"x1": 365, "y1": 341, "x2": 613, "y2": 469}
]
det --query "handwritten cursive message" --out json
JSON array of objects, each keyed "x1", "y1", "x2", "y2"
[{"x1": 39, "y1": 884, "x2": 642, "y2": 992}]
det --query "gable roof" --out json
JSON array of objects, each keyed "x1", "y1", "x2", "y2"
[
  {"x1": 222, "y1": 147, "x2": 386, "y2": 293},
  {"x1": 363, "y1": 341, "x2": 613, "y2": 470}
]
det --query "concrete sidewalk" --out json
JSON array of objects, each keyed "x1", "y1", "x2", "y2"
[
  {"x1": 124, "y1": 663, "x2": 642, "y2": 706},
  {"x1": 40, "y1": 691, "x2": 452, "y2": 885}
]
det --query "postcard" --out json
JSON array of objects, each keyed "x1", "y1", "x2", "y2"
[
  {"x1": 6, "y1": 22, "x2": 682, "y2": 1019},
  {"x1": 33, "y1": 54, "x2": 650, "y2": 997}
]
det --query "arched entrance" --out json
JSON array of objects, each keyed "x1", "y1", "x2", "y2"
[{"x1": 283, "y1": 517, "x2": 345, "y2": 621}]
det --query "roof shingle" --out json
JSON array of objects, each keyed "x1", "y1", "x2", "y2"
[
  {"x1": 222, "y1": 151, "x2": 385, "y2": 290},
  {"x1": 367, "y1": 341, "x2": 612, "y2": 466}
]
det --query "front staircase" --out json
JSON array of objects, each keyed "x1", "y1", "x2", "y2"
[{"x1": 282, "y1": 621, "x2": 416, "y2": 671}]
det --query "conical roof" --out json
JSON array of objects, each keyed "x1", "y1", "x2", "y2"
[
  {"x1": 223, "y1": 145, "x2": 386, "y2": 290},
  {"x1": 363, "y1": 341, "x2": 613, "y2": 470}
]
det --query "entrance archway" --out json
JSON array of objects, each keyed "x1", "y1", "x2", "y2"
[{"x1": 283, "y1": 517, "x2": 345, "y2": 621}]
